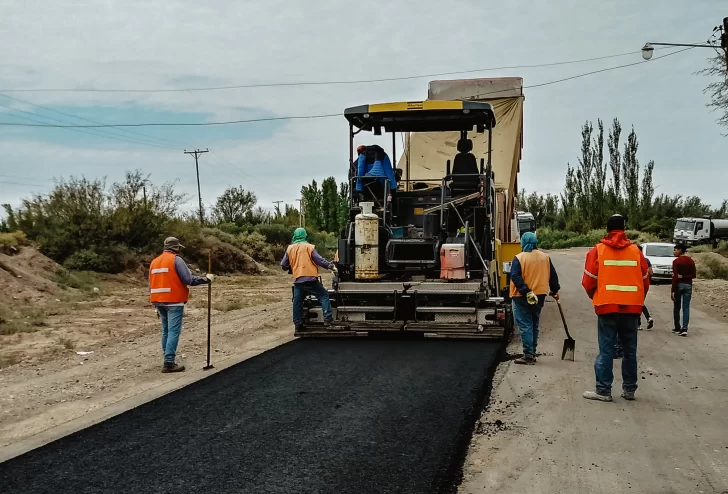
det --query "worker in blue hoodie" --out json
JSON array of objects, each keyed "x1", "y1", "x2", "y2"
[{"x1": 355, "y1": 145, "x2": 397, "y2": 193}]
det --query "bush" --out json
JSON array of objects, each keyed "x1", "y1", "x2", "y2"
[
  {"x1": 255, "y1": 224, "x2": 293, "y2": 246},
  {"x1": 688, "y1": 244, "x2": 713, "y2": 254},
  {"x1": 62, "y1": 244, "x2": 136, "y2": 273},
  {"x1": 536, "y1": 228, "x2": 604, "y2": 250},
  {"x1": 694, "y1": 252, "x2": 728, "y2": 280},
  {"x1": 625, "y1": 230, "x2": 660, "y2": 245},
  {"x1": 53, "y1": 269, "x2": 99, "y2": 291},
  {"x1": 0, "y1": 231, "x2": 29, "y2": 255}
]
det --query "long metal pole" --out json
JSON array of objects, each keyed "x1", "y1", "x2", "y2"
[
  {"x1": 647, "y1": 42, "x2": 720, "y2": 48},
  {"x1": 349, "y1": 124, "x2": 355, "y2": 208},
  {"x1": 406, "y1": 132, "x2": 410, "y2": 192},
  {"x1": 392, "y1": 132, "x2": 396, "y2": 169},
  {"x1": 203, "y1": 250, "x2": 214, "y2": 370}
]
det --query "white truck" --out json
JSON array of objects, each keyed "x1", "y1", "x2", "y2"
[
  {"x1": 673, "y1": 217, "x2": 728, "y2": 247},
  {"x1": 516, "y1": 211, "x2": 536, "y2": 237}
]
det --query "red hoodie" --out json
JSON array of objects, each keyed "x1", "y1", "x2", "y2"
[{"x1": 582, "y1": 231, "x2": 650, "y2": 315}]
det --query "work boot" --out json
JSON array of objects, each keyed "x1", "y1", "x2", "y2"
[
  {"x1": 514, "y1": 355, "x2": 536, "y2": 365},
  {"x1": 323, "y1": 319, "x2": 333, "y2": 327},
  {"x1": 583, "y1": 391, "x2": 613, "y2": 402},
  {"x1": 621, "y1": 391, "x2": 636, "y2": 401},
  {"x1": 162, "y1": 363, "x2": 185, "y2": 373},
  {"x1": 646, "y1": 318, "x2": 654, "y2": 330}
]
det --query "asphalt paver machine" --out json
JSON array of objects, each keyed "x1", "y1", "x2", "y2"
[{"x1": 299, "y1": 100, "x2": 515, "y2": 339}]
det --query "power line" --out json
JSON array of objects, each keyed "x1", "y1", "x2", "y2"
[
  {"x1": 0, "y1": 179, "x2": 50, "y2": 188},
  {"x1": 0, "y1": 101, "x2": 175, "y2": 149},
  {"x1": 0, "y1": 173, "x2": 54, "y2": 185},
  {"x1": 0, "y1": 93, "x2": 183, "y2": 149},
  {"x1": 0, "y1": 113, "x2": 340, "y2": 128},
  {"x1": 0, "y1": 46, "x2": 692, "y2": 129},
  {"x1": 0, "y1": 47, "x2": 680, "y2": 93}
]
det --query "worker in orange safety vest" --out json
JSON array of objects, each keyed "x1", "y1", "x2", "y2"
[
  {"x1": 280, "y1": 227, "x2": 337, "y2": 331},
  {"x1": 149, "y1": 237, "x2": 212, "y2": 373},
  {"x1": 581, "y1": 215, "x2": 650, "y2": 402}
]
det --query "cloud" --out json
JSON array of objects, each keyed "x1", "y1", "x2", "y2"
[{"x1": 0, "y1": 0, "x2": 727, "y2": 213}]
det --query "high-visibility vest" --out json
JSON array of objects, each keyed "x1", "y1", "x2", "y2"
[
  {"x1": 149, "y1": 252, "x2": 189, "y2": 304},
  {"x1": 286, "y1": 242, "x2": 319, "y2": 279},
  {"x1": 510, "y1": 250, "x2": 551, "y2": 298},
  {"x1": 591, "y1": 243, "x2": 645, "y2": 307}
]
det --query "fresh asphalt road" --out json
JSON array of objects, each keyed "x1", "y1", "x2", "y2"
[{"x1": 0, "y1": 338, "x2": 503, "y2": 493}]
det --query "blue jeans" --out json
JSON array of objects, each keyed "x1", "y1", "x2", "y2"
[
  {"x1": 512, "y1": 297, "x2": 542, "y2": 357},
  {"x1": 595, "y1": 313, "x2": 638, "y2": 396},
  {"x1": 673, "y1": 283, "x2": 692, "y2": 331},
  {"x1": 292, "y1": 281, "x2": 332, "y2": 326},
  {"x1": 157, "y1": 305, "x2": 184, "y2": 364}
]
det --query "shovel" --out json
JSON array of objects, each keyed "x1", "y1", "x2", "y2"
[{"x1": 556, "y1": 299, "x2": 575, "y2": 361}]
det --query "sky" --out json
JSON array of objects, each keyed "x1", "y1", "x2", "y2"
[{"x1": 1, "y1": 0, "x2": 727, "y2": 217}]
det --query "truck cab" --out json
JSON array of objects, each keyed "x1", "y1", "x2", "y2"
[
  {"x1": 516, "y1": 211, "x2": 536, "y2": 237},
  {"x1": 673, "y1": 217, "x2": 710, "y2": 246}
]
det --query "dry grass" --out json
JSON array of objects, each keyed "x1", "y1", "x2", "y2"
[
  {"x1": 693, "y1": 252, "x2": 728, "y2": 280},
  {"x1": 219, "y1": 300, "x2": 244, "y2": 312},
  {"x1": 0, "y1": 308, "x2": 48, "y2": 335},
  {"x1": 0, "y1": 353, "x2": 21, "y2": 368},
  {"x1": 57, "y1": 336, "x2": 75, "y2": 350}
]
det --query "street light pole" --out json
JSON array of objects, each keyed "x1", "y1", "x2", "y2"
[{"x1": 642, "y1": 17, "x2": 728, "y2": 63}]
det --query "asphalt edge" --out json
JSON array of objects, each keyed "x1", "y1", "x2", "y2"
[
  {"x1": 440, "y1": 333, "x2": 511, "y2": 493},
  {"x1": 0, "y1": 335, "x2": 294, "y2": 464}
]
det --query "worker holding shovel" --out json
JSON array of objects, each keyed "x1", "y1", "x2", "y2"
[{"x1": 509, "y1": 231, "x2": 561, "y2": 365}]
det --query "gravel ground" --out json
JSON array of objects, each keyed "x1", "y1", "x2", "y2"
[{"x1": 0, "y1": 338, "x2": 502, "y2": 494}]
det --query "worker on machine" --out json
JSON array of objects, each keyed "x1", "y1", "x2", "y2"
[
  {"x1": 355, "y1": 144, "x2": 397, "y2": 195},
  {"x1": 509, "y1": 231, "x2": 561, "y2": 365},
  {"x1": 281, "y1": 228, "x2": 338, "y2": 331},
  {"x1": 582, "y1": 214, "x2": 650, "y2": 402}
]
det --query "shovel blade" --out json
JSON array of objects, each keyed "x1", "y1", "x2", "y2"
[{"x1": 561, "y1": 338, "x2": 575, "y2": 361}]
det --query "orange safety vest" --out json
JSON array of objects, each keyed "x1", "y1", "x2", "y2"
[
  {"x1": 592, "y1": 243, "x2": 644, "y2": 307},
  {"x1": 149, "y1": 252, "x2": 189, "y2": 304},
  {"x1": 510, "y1": 250, "x2": 551, "y2": 298},
  {"x1": 286, "y1": 242, "x2": 319, "y2": 280}
]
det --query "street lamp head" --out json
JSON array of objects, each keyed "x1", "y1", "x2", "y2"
[{"x1": 641, "y1": 43, "x2": 654, "y2": 60}]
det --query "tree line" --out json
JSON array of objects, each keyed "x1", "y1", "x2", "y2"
[
  {"x1": 1, "y1": 170, "x2": 346, "y2": 273},
  {"x1": 516, "y1": 118, "x2": 728, "y2": 239}
]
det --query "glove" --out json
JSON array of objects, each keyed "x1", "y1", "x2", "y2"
[
  {"x1": 526, "y1": 291, "x2": 538, "y2": 305},
  {"x1": 549, "y1": 291, "x2": 560, "y2": 301},
  {"x1": 332, "y1": 266, "x2": 339, "y2": 276},
  {"x1": 205, "y1": 273, "x2": 215, "y2": 283}
]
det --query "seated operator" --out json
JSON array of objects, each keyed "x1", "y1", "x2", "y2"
[{"x1": 355, "y1": 144, "x2": 397, "y2": 193}]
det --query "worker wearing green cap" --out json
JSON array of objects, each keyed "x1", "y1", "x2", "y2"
[{"x1": 281, "y1": 228, "x2": 338, "y2": 331}]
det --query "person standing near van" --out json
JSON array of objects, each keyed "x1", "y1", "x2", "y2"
[{"x1": 672, "y1": 244, "x2": 696, "y2": 336}]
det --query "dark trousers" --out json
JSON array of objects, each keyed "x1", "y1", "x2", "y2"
[
  {"x1": 292, "y1": 281, "x2": 333, "y2": 327},
  {"x1": 596, "y1": 313, "x2": 639, "y2": 395}
]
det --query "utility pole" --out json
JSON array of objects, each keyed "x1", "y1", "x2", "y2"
[
  {"x1": 272, "y1": 200, "x2": 284, "y2": 218},
  {"x1": 722, "y1": 17, "x2": 728, "y2": 66},
  {"x1": 296, "y1": 198, "x2": 304, "y2": 227},
  {"x1": 184, "y1": 148, "x2": 209, "y2": 225}
]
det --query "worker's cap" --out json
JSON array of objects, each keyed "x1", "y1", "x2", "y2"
[
  {"x1": 356, "y1": 145, "x2": 366, "y2": 153},
  {"x1": 164, "y1": 237, "x2": 184, "y2": 250},
  {"x1": 606, "y1": 214, "x2": 626, "y2": 232}
]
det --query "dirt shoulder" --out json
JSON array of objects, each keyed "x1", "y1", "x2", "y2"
[
  {"x1": 0, "y1": 257, "x2": 295, "y2": 451},
  {"x1": 460, "y1": 248, "x2": 728, "y2": 493}
]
